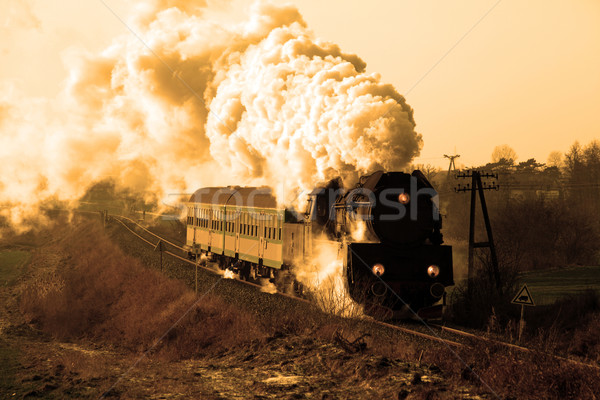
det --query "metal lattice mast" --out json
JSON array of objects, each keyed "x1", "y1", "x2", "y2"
[{"x1": 444, "y1": 154, "x2": 460, "y2": 177}]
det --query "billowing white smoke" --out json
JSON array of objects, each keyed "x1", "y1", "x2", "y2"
[
  {"x1": 206, "y1": 13, "x2": 422, "y2": 203},
  {"x1": 293, "y1": 238, "x2": 363, "y2": 317},
  {"x1": 0, "y1": 0, "x2": 422, "y2": 229}
]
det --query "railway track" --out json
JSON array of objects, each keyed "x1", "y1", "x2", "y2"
[
  {"x1": 105, "y1": 211, "x2": 599, "y2": 370},
  {"x1": 111, "y1": 214, "x2": 309, "y2": 302},
  {"x1": 109, "y1": 213, "x2": 465, "y2": 348}
]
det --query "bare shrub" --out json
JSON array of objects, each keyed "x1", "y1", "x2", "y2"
[
  {"x1": 568, "y1": 313, "x2": 600, "y2": 362},
  {"x1": 492, "y1": 197, "x2": 600, "y2": 270},
  {"x1": 305, "y1": 274, "x2": 364, "y2": 319},
  {"x1": 527, "y1": 290, "x2": 600, "y2": 361},
  {"x1": 424, "y1": 342, "x2": 600, "y2": 399},
  {"x1": 158, "y1": 295, "x2": 265, "y2": 360},
  {"x1": 448, "y1": 254, "x2": 521, "y2": 329},
  {"x1": 20, "y1": 219, "x2": 266, "y2": 358},
  {"x1": 529, "y1": 289, "x2": 600, "y2": 332}
]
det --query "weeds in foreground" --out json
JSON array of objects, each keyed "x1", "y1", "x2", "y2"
[
  {"x1": 20, "y1": 221, "x2": 265, "y2": 358},
  {"x1": 424, "y1": 342, "x2": 600, "y2": 400}
]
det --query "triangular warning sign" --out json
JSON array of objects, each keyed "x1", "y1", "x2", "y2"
[{"x1": 511, "y1": 284, "x2": 535, "y2": 306}]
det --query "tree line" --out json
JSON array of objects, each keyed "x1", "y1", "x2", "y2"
[{"x1": 422, "y1": 140, "x2": 600, "y2": 271}]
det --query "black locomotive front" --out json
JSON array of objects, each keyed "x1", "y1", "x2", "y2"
[{"x1": 327, "y1": 170, "x2": 453, "y2": 318}]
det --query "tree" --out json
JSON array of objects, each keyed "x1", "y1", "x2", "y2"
[
  {"x1": 564, "y1": 140, "x2": 600, "y2": 215},
  {"x1": 583, "y1": 140, "x2": 600, "y2": 178},
  {"x1": 564, "y1": 141, "x2": 583, "y2": 176},
  {"x1": 547, "y1": 151, "x2": 564, "y2": 168},
  {"x1": 516, "y1": 158, "x2": 544, "y2": 172},
  {"x1": 491, "y1": 145, "x2": 517, "y2": 164},
  {"x1": 582, "y1": 140, "x2": 600, "y2": 204},
  {"x1": 412, "y1": 163, "x2": 439, "y2": 182}
]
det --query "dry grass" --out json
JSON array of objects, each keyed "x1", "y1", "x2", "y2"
[
  {"x1": 55, "y1": 347, "x2": 114, "y2": 381},
  {"x1": 20, "y1": 220, "x2": 266, "y2": 358},
  {"x1": 567, "y1": 313, "x2": 600, "y2": 362},
  {"x1": 421, "y1": 338, "x2": 600, "y2": 400}
]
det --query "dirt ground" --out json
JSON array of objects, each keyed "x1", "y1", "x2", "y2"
[{"x1": 3, "y1": 328, "x2": 477, "y2": 399}]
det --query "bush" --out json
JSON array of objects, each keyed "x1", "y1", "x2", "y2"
[
  {"x1": 491, "y1": 197, "x2": 600, "y2": 270},
  {"x1": 448, "y1": 253, "x2": 521, "y2": 329},
  {"x1": 20, "y1": 220, "x2": 266, "y2": 358},
  {"x1": 528, "y1": 290, "x2": 600, "y2": 362}
]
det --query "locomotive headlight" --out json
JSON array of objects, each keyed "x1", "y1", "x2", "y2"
[
  {"x1": 427, "y1": 265, "x2": 440, "y2": 278},
  {"x1": 398, "y1": 193, "x2": 410, "y2": 204},
  {"x1": 372, "y1": 263, "x2": 385, "y2": 276}
]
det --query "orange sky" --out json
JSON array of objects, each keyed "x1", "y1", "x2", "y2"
[{"x1": 2, "y1": 0, "x2": 599, "y2": 168}]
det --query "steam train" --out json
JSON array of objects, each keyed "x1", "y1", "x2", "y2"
[{"x1": 183, "y1": 170, "x2": 453, "y2": 318}]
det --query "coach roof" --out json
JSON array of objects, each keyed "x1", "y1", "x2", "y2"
[{"x1": 188, "y1": 186, "x2": 278, "y2": 208}]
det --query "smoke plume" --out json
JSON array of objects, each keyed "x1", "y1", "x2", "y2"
[
  {"x1": 294, "y1": 238, "x2": 363, "y2": 317},
  {"x1": 0, "y1": 0, "x2": 422, "y2": 229}
]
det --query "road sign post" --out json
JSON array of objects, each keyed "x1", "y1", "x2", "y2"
[
  {"x1": 511, "y1": 284, "x2": 535, "y2": 342},
  {"x1": 518, "y1": 304, "x2": 525, "y2": 341}
]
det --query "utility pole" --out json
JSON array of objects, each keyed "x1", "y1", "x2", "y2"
[
  {"x1": 455, "y1": 170, "x2": 501, "y2": 296},
  {"x1": 444, "y1": 154, "x2": 460, "y2": 177}
]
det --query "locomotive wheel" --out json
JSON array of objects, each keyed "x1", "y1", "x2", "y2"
[
  {"x1": 293, "y1": 281, "x2": 304, "y2": 296},
  {"x1": 272, "y1": 270, "x2": 294, "y2": 294},
  {"x1": 239, "y1": 262, "x2": 251, "y2": 281}
]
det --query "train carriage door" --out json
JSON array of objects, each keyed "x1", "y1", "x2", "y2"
[
  {"x1": 208, "y1": 208, "x2": 213, "y2": 249},
  {"x1": 193, "y1": 207, "x2": 198, "y2": 244},
  {"x1": 220, "y1": 207, "x2": 226, "y2": 253},
  {"x1": 258, "y1": 211, "x2": 265, "y2": 259},
  {"x1": 235, "y1": 208, "x2": 240, "y2": 255}
]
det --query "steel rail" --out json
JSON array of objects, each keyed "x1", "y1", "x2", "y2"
[
  {"x1": 112, "y1": 214, "x2": 470, "y2": 346},
  {"x1": 116, "y1": 215, "x2": 186, "y2": 252},
  {"x1": 111, "y1": 215, "x2": 309, "y2": 303},
  {"x1": 375, "y1": 320, "x2": 463, "y2": 348},
  {"x1": 103, "y1": 211, "x2": 600, "y2": 368},
  {"x1": 110, "y1": 213, "x2": 474, "y2": 345},
  {"x1": 67, "y1": 209, "x2": 600, "y2": 361}
]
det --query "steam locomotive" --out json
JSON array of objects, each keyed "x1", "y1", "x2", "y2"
[{"x1": 183, "y1": 170, "x2": 453, "y2": 319}]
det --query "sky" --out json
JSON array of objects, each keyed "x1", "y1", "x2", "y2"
[{"x1": 1, "y1": 0, "x2": 599, "y2": 169}]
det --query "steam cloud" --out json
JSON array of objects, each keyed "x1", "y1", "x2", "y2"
[{"x1": 0, "y1": 0, "x2": 422, "y2": 229}]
